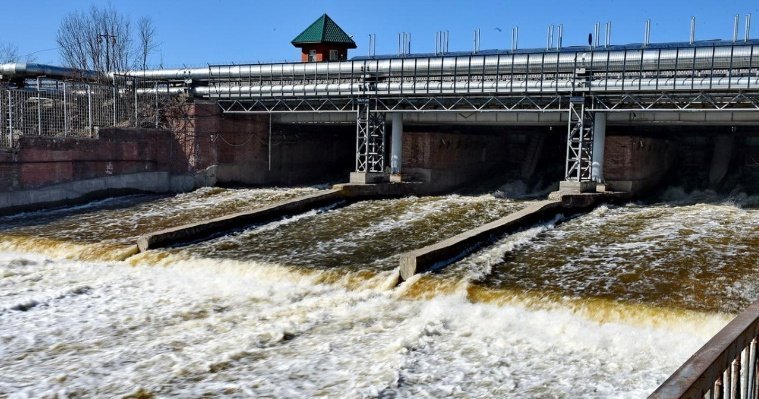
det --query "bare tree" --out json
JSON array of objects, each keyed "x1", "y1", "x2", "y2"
[
  {"x1": 137, "y1": 17, "x2": 157, "y2": 71},
  {"x1": 57, "y1": 5, "x2": 150, "y2": 74},
  {"x1": 0, "y1": 42, "x2": 19, "y2": 63}
]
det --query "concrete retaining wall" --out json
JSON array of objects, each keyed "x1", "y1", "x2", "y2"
[
  {"x1": 0, "y1": 172, "x2": 193, "y2": 215},
  {"x1": 0, "y1": 128, "x2": 188, "y2": 193}
]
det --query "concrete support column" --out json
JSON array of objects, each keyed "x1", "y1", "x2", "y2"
[
  {"x1": 391, "y1": 113, "x2": 403, "y2": 174},
  {"x1": 591, "y1": 112, "x2": 606, "y2": 183}
]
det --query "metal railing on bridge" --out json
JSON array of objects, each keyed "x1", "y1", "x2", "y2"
[
  {"x1": 651, "y1": 299, "x2": 759, "y2": 399},
  {"x1": 1, "y1": 76, "x2": 173, "y2": 149}
]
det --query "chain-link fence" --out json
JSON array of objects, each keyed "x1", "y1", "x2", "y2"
[{"x1": 0, "y1": 76, "x2": 175, "y2": 149}]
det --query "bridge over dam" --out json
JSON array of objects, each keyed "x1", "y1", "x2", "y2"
[
  {"x1": 4, "y1": 35, "x2": 759, "y2": 397},
  {"x1": 3, "y1": 39, "x2": 759, "y2": 195}
]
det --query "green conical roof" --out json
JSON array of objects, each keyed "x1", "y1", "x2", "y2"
[{"x1": 291, "y1": 14, "x2": 357, "y2": 48}]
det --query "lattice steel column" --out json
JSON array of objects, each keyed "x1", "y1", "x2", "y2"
[
  {"x1": 565, "y1": 96, "x2": 594, "y2": 181},
  {"x1": 355, "y1": 97, "x2": 386, "y2": 173}
]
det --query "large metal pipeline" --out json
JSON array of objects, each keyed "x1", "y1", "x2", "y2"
[
  {"x1": 3, "y1": 43, "x2": 759, "y2": 84},
  {"x1": 184, "y1": 75, "x2": 759, "y2": 98},
  {"x1": 124, "y1": 44, "x2": 759, "y2": 82},
  {"x1": 0, "y1": 63, "x2": 100, "y2": 81}
]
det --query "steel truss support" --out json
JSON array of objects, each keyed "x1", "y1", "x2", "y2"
[
  {"x1": 215, "y1": 91, "x2": 759, "y2": 115},
  {"x1": 565, "y1": 96, "x2": 594, "y2": 181},
  {"x1": 355, "y1": 97, "x2": 386, "y2": 173}
]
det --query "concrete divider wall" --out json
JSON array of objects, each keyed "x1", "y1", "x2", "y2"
[
  {"x1": 398, "y1": 192, "x2": 630, "y2": 280},
  {"x1": 399, "y1": 199, "x2": 562, "y2": 280},
  {"x1": 137, "y1": 182, "x2": 422, "y2": 252},
  {"x1": 137, "y1": 188, "x2": 344, "y2": 251}
]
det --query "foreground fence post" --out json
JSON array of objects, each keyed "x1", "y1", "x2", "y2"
[
  {"x1": 63, "y1": 82, "x2": 68, "y2": 136},
  {"x1": 37, "y1": 77, "x2": 42, "y2": 136},
  {"x1": 154, "y1": 81, "x2": 159, "y2": 128},
  {"x1": 87, "y1": 84, "x2": 93, "y2": 136}
]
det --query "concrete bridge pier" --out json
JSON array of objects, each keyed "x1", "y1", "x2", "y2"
[
  {"x1": 390, "y1": 113, "x2": 403, "y2": 176},
  {"x1": 591, "y1": 112, "x2": 606, "y2": 184}
]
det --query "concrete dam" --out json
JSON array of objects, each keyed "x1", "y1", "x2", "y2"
[{"x1": 3, "y1": 20, "x2": 759, "y2": 397}]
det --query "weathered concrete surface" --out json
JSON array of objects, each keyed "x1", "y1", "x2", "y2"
[
  {"x1": 348, "y1": 172, "x2": 390, "y2": 184},
  {"x1": 398, "y1": 191, "x2": 631, "y2": 280},
  {"x1": 0, "y1": 172, "x2": 194, "y2": 216},
  {"x1": 558, "y1": 180, "x2": 596, "y2": 193},
  {"x1": 137, "y1": 188, "x2": 344, "y2": 251},
  {"x1": 399, "y1": 200, "x2": 561, "y2": 281}
]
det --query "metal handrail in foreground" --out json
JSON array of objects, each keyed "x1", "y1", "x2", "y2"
[{"x1": 650, "y1": 300, "x2": 759, "y2": 399}]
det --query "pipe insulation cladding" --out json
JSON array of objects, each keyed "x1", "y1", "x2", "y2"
[
  {"x1": 8, "y1": 42, "x2": 756, "y2": 82},
  {"x1": 112, "y1": 45, "x2": 759, "y2": 81}
]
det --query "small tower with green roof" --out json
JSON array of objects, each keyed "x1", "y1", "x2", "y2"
[{"x1": 291, "y1": 14, "x2": 357, "y2": 62}]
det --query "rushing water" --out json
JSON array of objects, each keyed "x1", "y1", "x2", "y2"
[{"x1": 1, "y1": 186, "x2": 755, "y2": 397}]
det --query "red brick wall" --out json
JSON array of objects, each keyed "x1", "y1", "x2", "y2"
[
  {"x1": 400, "y1": 129, "x2": 532, "y2": 192},
  {"x1": 299, "y1": 44, "x2": 349, "y2": 62},
  {"x1": 165, "y1": 101, "x2": 353, "y2": 185},
  {"x1": 604, "y1": 136, "x2": 674, "y2": 181},
  {"x1": 0, "y1": 128, "x2": 186, "y2": 192}
]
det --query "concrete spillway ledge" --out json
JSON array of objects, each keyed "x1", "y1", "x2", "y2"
[
  {"x1": 398, "y1": 191, "x2": 630, "y2": 281},
  {"x1": 137, "y1": 182, "x2": 419, "y2": 252}
]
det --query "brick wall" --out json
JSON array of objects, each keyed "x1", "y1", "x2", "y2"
[
  {"x1": 0, "y1": 128, "x2": 186, "y2": 192},
  {"x1": 604, "y1": 136, "x2": 674, "y2": 181}
]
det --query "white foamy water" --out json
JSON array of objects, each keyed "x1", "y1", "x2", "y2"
[
  {"x1": 2, "y1": 188, "x2": 753, "y2": 397},
  {"x1": 0, "y1": 252, "x2": 725, "y2": 398},
  {"x1": 471, "y1": 198, "x2": 759, "y2": 314},
  {"x1": 0, "y1": 187, "x2": 321, "y2": 261}
]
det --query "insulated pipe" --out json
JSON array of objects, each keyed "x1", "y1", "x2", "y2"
[
  {"x1": 0, "y1": 63, "x2": 100, "y2": 81},
  {"x1": 180, "y1": 75, "x2": 759, "y2": 98},
  {"x1": 115, "y1": 44, "x2": 759, "y2": 82},
  {"x1": 8, "y1": 45, "x2": 759, "y2": 84}
]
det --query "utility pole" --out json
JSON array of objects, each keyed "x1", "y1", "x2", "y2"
[{"x1": 98, "y1": 32, "x2": 117, "y2": 72}]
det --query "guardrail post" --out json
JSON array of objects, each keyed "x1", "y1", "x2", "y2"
[{"x1": 63, "y1": 82, "x2": 68, "y2": 136}]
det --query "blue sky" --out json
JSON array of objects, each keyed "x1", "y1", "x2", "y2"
[{"x1": 2, "y1": 0, "x2": 759, "y2": 67}]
